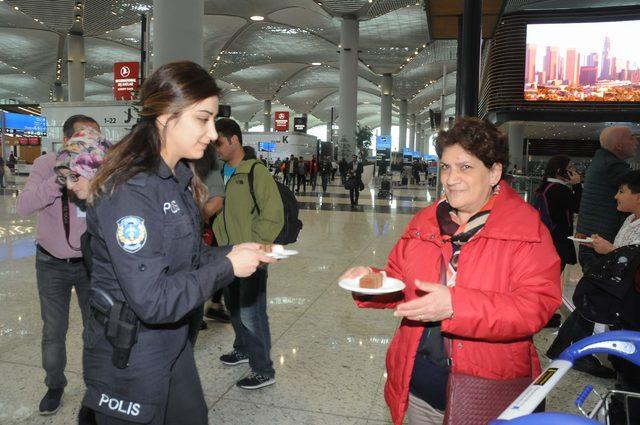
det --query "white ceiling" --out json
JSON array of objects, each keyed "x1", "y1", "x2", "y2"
[{"x1": 0, "y1": 0, "x2": 457, "y2": 129}]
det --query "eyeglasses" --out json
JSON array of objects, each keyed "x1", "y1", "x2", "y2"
[{"x1": 55, "y1": 172, "x2": 80, "y2": 185}]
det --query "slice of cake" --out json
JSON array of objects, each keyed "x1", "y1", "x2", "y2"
[{"x1": 360, "y1": 272, "x2": 383, "y2": 289}]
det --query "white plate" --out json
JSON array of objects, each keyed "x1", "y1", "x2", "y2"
[
  {"x1": 338, "y1": 271, "x2": 405, "y2": 295},
  {"x1": 270, "y1": 245, "x2": 299, "y2": 256},
  {"x1": 567, "y1": 236, "x2": 594, "y2": 243},
  {"x1": 266, "y1": 252, "x2": 289, "y2": 260}
]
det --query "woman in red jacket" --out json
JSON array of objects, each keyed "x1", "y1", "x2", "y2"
[{"x1": 341, "y1": 118, "x2": 562, "y2": 425}]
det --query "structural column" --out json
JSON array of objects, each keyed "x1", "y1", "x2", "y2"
[
  {"x1": 416, "y1": 123, "x2": 423, "y2": 153},
  {"x1": 244, "y1": 122, "x2": 250, "y2": 132},
  {"x1": 153, "y1": 0, "x2": 204, "y2": 68},
  {"x1": 440, "y1": 63, "x2": 448, "y2": 126},
  {"x1": 455, "y1": 0, "x2": 482, "y2": 117},
  {"x1": 508, "y1": 123, "x2": 525, "y2": 170},
  {"x1": 380, "y1": 73, "x2": 393, "y2": 138},
  {"x1": 409, "y1": 114, "x2": 416, "y2": 151},
  {"x1": 263, "y1": 100, "x2": 272, "y2": 132},
  {"x1": 67, "y1": 34, "x2": 85, "y2": 101},
  {"x1": 398, "y1": 99, "x2": 408, "y2": 149},
  {"x1": 338, "y1": 15, "x2": 359, "y2": 156}
]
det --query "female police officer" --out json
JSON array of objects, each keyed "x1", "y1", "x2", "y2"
[{"x1": 78, "y1": 61, "x2": 273, "y2": 425}]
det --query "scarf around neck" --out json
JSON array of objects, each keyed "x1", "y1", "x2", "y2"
[{"x1": 436, "y1": 187, "x2": 498, "y2": 286}]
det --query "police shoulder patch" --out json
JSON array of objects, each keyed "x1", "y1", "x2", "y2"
[{"x1": 116, "y1": 216, "x2": 147, "y2": 253}]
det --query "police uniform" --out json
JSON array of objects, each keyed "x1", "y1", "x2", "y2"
[{"x1": 81, "y1": 160, "x2": 235, "y2": 424}]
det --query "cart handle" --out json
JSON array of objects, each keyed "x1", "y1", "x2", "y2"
[
  {"x1": 558, "y1": 330, "x2": 640, "y2": 366},
  {"x1": 491, "y1": 412, "x2": 600, "y2": 424}
]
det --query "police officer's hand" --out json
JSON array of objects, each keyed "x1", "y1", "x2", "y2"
[
  {"x1": 232, "y1": 242, "x2": 266, "y2": 252},
  {"x1": 226, "y1": 247, "x2": 275, "y2": 277}
]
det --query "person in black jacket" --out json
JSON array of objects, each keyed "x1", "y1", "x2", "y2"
[
  {"x1": 536, "y1": 155, "x2": 583, "y2": 270},
  {"x1": 348, "y1": 155, "x2": 364, "y2": 206},
  {"x1": 78, "y1": 61, "x2": 273, "y2": 425}
]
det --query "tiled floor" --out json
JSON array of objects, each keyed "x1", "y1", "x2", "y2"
[{"x1": 0, "y1": 178, "x2": 616, "y2": 424}]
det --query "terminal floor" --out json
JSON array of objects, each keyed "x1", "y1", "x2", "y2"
[{"x1": 0, "y1": 179, "x2": 614, "y2": 424}]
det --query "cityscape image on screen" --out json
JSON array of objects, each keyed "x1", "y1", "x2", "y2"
[{"x1": 524, "y1": 21, "x2": 640, "y2": 102}]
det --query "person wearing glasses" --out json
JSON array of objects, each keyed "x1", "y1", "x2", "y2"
[{"x1": 16, "y1": 114, "x2": 100, "y2": 416}]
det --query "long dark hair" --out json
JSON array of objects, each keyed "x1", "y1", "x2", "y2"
[
  {"x1": 194, "y1": 144, "x2": 219, "y2": 180},
  {"x1": 536, "y1": 155, "x2": 571, "y2": 193},
  {"x1": 89, "y1": 61, "x2": 222, "y2": 211}
]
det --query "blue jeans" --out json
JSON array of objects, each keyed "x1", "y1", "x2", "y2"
[
  {"x1": 223, "y1": 267, "x2": 274, "y2": 378},
  {"x1": 35, "y1": 247, "x2": 91, "y2": 389}
]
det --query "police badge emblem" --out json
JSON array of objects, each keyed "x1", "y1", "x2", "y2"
[{"x1": 116, "y1": 216, "x2": 147, "y2": 253}]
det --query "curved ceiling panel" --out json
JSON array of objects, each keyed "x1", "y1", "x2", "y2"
[
  {"x1": 204, "y1": 0, "x2": 324, "y2": 17},
  {"x1": 322, "y1": 0, "x2": 370, "y2": 15},
  {"x1": 89, "y1": 72, "x2": 116, "y2": 88},
  {"x1": 269, "y1": 7, "x2": 340, "y2": 44},
  {"x1": 220, "y1": 90, "x2": 261, "y2": 107},
  {"x1": 213, "y1": 23, "x2": 337, "y2": 77},
  {"x1": 394, "y1": 40, "x2": 457, "y2": 98},
  {"x1": 279, "y1": 88, "x2": 337, "y2": 114},
  {"x1": 203, "y1": 15, "x2": 248, "y2": 66},
  {"x1": 0, "y1": 74, "x2": 49, "y2": 102},
  {"x1": 409, "y1": 71, "x2": 456, "y2": 114},
  {"x1": 223, "y1": 63, "x2": 309, "y2": 100},
  {"x1": 360, "y1": 6, "x2": 427, "y2": 48},
  {"x1": 278, "y1": 66, "x2": 380, "y2": 100},
  {"x1": 98, "y1": 22, "x2": 142, "y2": 49},
  {"x1": 359, "y1": 5, "x2": 428, "y2": 73},
  {"x1": 85, "y1": 80, "x2": 113, "y2": 96},
  {"x1": 0, "y1": 28, "x2": 59, "y2": 84},
  {"x1": 0, "y1": 2, "x2": 45, "y2": 30},
  {"x1": 83, "y1": 37, "x2": 140, "y2": 78},
  {"x1": 367, "y1": 0, "x2": 421, "y2": 19}
]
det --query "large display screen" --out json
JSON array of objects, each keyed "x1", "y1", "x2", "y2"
[
  {"x1": 258, "y1": 141, "x2": 276, "y2": 152},
  {"x1": 524, "y1": 21, "x2": 640, "y2": 102},
  {"x1": 4, "y1": 111, "x2": 47, "y2": 136}
]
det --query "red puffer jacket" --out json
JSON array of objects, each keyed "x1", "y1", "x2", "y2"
[{"x1": 355, "y1": 182, "x2": 562, "y2": 424}]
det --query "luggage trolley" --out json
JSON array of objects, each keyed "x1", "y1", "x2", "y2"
[
  {"x1": 491, "y1": 331, "x2": 640, "y2": 425},
  {"x1": 377, "y1": 174, "x2": 393, "y2": 199}
]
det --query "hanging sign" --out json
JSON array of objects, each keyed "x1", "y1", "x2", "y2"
[{"x1": 114, "y1": 62, "x2": 140, "y2": 101}]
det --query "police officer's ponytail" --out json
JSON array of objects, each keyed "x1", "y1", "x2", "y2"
[{"x1": 89, "y1": 61, "x2": 222, "y2": 211}]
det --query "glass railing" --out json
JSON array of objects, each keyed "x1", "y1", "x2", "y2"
[{"x1": 504, "y1": 174, "x2": 544, "y2": 204}]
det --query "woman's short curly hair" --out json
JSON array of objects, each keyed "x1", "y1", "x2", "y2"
[{"x1": 435, "y1": 117, "x2": 509, "y2": 172}]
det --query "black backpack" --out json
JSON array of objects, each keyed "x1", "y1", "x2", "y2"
[
  {"x1": 532, "y1": 183, "x2": 555, "y2": 231},
  {"x1": 248, "y1": 161, "x2": 302, "y2": 245},
  {"x1": 572, "y1": 244, "x2": 640, "y2": 329}
]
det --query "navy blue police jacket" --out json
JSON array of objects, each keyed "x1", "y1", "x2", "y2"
[{"x1": 81, "y1": 159, "x2": 234, "y2": 421}]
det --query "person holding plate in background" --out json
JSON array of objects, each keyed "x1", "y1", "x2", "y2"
[{"x1": 339, "y1": 118, "x2": 561, "y2": 425}]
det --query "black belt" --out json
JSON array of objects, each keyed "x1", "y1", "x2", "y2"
[{"x1": 37, "y1": 244, "x2": 84, "y2": 263}]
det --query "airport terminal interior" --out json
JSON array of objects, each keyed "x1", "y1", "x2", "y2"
[{"x1": 1, "y1": 0, "x2": 640, "y2": 424}]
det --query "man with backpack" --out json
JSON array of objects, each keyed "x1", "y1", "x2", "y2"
[{"x1": 212, "y1": 118, "x2": 284, "y2": 390}]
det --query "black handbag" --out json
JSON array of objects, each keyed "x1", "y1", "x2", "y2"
[{"x1": 572, "y1": 244, "x2": 640, "y2": 328}]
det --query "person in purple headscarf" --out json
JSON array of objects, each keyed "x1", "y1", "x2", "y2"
[{"x1": 54, "y1": 126, "x2": 112, "y2": 201}]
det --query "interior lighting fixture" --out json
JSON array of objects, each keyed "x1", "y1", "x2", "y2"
[
  {"x1": 311, "y1": 62, "x2": 321, "y2": 66},
  {"x1": 250, "y1": 15, "x2": 264, "y2": 21}
]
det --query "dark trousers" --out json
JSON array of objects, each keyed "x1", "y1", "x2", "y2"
[
  {"x1": 547, "y1": 245, "x2": 602, "y2": 357},
  {"x1": 310, "y1": 173, "x2": 317, "y2": 191},
  {"x1": 321, "y1": 173, "x2": 330, "y2": 193},
  {"x1": 289, "y1": 173, "x2": 297, "y2": 191},
  {"x1": 35, "y1": 247, "x2": 90, "y2": 389},
  {"x1": 350, "y1": 188, "x2": 359, "y2": 206},
  {"x1": 81, "y1": 344, "x2": 207, "y2": 425},
  {"x1": 296, "y1": 174, "x2": 306, "y2": 193},
  {"x1": 224, "y1": 267, "x2": 274, "y2": 378},
  {"x1": 340, "y1": 171, "x2": 346, "y2": 185}
]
